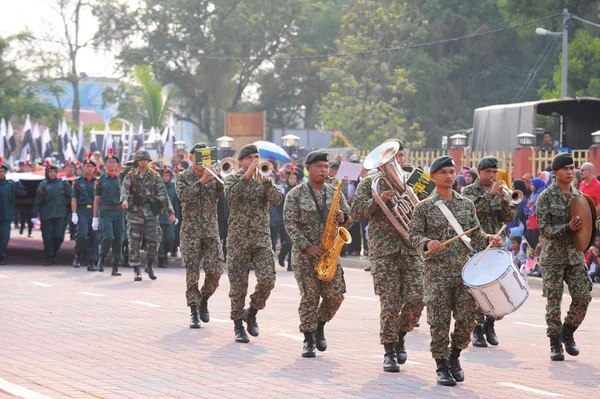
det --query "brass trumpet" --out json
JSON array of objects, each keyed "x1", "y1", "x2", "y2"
[
  {"x1": 254, "y1": 160, "x2": 274, "y2": 180},
  {"x1": 218, "y1": 157, "x2": 239, "y2": 180},
  {"x1": 498, "y1": 182, "x2": 524, "y2": 204}
]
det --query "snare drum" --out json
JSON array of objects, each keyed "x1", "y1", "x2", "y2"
[{"x1": 462, "y1": 249, "x2": 529, "y2": 318}]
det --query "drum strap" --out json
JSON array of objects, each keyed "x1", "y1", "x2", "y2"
[{"x1": 434, "y1": 200, "x2": 474, "y2": 252}]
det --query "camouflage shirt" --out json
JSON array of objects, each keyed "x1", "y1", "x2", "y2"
[
  {"x1": 462, "y1": 179, "x2": 516, "y2": 250},
  {"x1": 284, "y1": 182, "x2": 353, "y2": 252},
  {"x1": 224, "y1": 170, "x2": 282, "y2": 246},
  {"x1": 409, "y1": 190, "x2": 489, "y2": 280},
  {"x1": 175, "y1": 167, "x2": 223, "y2": 239},
  {"x1": 120, "y1": 168, "x2": 174, "y2": 213},
  {"x1": 350, "y1": 174, "x2": 417, "y2": 257},
  {"x1": 536, "y1": 183, "x2": 586, "y2": 266}
]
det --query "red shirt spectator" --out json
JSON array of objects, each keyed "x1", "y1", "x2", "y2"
[{"x1": 579, "y1": 163, "x2": 600, "y2": 213}]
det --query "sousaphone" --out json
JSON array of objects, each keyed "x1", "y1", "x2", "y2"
[{"x1": 568, "y1": 193, "x2": 597, "y2": 251}]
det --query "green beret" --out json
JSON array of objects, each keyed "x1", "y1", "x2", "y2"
[
  {"x1": 189, "y1": 142, "x2": 207, "y2": 154},
  {"x1": 305, "y1": 150, "x2": 329, "y2": 165},
  {"x1": 384, "y1": 138, "x2": 405, "y2": 150},
  {"x1": 430, "y1": 156, "x2": 455, "y2": 174},
  {"x1": 551, "y1": 153, "x2": 574, "y2": 170},
  {"x1": 477, "y1": 156, "x2": 498, "y2": 170},
  {"x1": 0, "y1": 164, "x2": 10, "y2": 172},
  {"x1": 238, "y1": 144, "x2": 259, "y2": 160}
]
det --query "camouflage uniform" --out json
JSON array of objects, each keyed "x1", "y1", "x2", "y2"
[
  {"x1": 462, "y1": 179, "x2": 516, "y2": 325},
  {"x1": 283, "y1": 182, "x2": 353, "y2": 333},
  {"x1": 409, "y1": 190, "x2": 490, "y2": 358},
  {"x1": 224, "y1": 170, "x2": 282, "y2": 320},
  {"x1": 536, "y1": 183, "x2": 592, "y2": 337},
  {"x1": 175, "y1": 167, "x2": 224, "y2": 307},
  {"x1": 351, "y1": 175, "x2": 424, "y2": 344}
]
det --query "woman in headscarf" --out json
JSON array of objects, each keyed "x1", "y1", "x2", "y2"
[
  {"x1": 455, "y1": 175, "x2": 467, "y2": 193},
  {"x1": 506, "y1": 179, "x2": 531, "y2": 232},
  {"x1": 524, "y1": 178, "x2": 546, "y2": 250},
  {"x1": 538, "y1": 171, "x2": 553, "y2": 188},
  {"x1": 497, "y1": 169, "x2": 511, "y2": 188},
  {"x1": 465, "y1": 171, "x2": 479, "y2": 186}
]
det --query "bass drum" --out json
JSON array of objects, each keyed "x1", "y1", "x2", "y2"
[{"x1": 462, "y1": 249, "x2": 529, "y2": 318}]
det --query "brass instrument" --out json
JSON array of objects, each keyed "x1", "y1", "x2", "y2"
[
  {"x1": 315, "y1": 179, "x2": 352, "y2": 281},
  {"x1": 498, "y1": 182, "x2": 524, "y2": 204},
  {"x1": 254, "y1": 160, "x2": 274, "y2": 180},
  {"x1": 363, "y1": 141, "x2": 418, "y2": 244},
  {"x1": 218, "y1": 157, "x2": 239, "y2": 180}
]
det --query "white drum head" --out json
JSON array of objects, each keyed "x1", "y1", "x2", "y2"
[{"x1": 462, "y1": 249, "x2": 514, "y2": 286}]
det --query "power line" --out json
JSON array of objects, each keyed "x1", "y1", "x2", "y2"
[{"x1": 572, "y1": 15, "x2": 600, "y2": 29}]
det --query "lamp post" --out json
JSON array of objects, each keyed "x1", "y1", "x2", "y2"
[
  {"x1": 217, "y1": 136, "x2": 234, "y2": 158},
  {"x1": 536, "y1": 9, "x2": 570, "y2": 98},
  {"x1": 517, "y1": 132, "x2": 536, "y2": 147},
  {"x1": 449, "y1": 134, "x2": 467, "y2": 148},
  {"x1": 281, "y1": 134, "x2": 300, "y2": 157},
  {"x1": 174, "y1": 141, "x2": 187, "y2": 151}
]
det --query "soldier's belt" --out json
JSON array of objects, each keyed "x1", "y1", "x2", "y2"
[
  {"x1": 78, "y1": 204, "x2": 93, "y2": 209},
  {"x1": 100, "y1": 205, "x2": 122, "y2": 211}
]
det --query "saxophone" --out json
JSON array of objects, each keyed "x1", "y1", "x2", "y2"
[{"x1": 315, "y1": 179, "x2": 352, "y2": 281}]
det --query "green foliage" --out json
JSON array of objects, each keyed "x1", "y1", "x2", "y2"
[{"x1": 329, "y1": 131, "x2": 352, "y2": 148}]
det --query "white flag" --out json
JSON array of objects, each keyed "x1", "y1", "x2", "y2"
[
  {"x1": 90, "y1": 128, "x2": 98, "y2": 153},
  {"x1": 126, "y1": 124, "x2": 135, "y2": 161},
  {"x1": 6, "y1": 121, "x2": 15, "y2": 160},
  {"x1": 19, "y1": 115, "x2": 32, "y2": 162},
  {"x1": 0, "y1": 118, "x2": 5, "y2": 159},
  {"x1": 76, "y1": 121, "x2": 84, "y2": 159},
  {"x1": 103, "y1": 122, "x2": 114, "y2": 156},
  {"x1": 32, "y1": 122, "x2": 41, "y2": 160},
  {"x1": 41, "y1": 127, "x2": 53, "y2": 159},
  {"x1": 163, "y1": 126, "x2": 174, "y2": 162}
]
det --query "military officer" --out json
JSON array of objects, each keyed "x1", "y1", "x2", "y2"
[
  {"x1": 93, "y1": 149, "x2": 124, "y2": 276},
  {"x1": 0, "y1": 157, "x2": 27, "y2": 265},
  {"x1": 158, "y1": 165, "x2": 180, "y2": 268},
  {"x1": 409, "y1": 156, "x2": 501, "y2": 386},
  {"x1": 224, "y1": 144, "x2": 282, "y2": 343},
  {"x1": 351, "y1": 140, "x2": 424, "y2": 372},
  {"x1": 462, "y1": 156, "x2": 516, "y2": 347},
  {"x1": 120, "y1": 150, "x2": 174, "y2": 282},
  {"x1": 71, "y1": 153, "x2": 99, "y2": 271},
  {"x1": 32, "y1": 160, "x2": 72, "y2": 266},
  {"x1": 536, "y1": 153, "x2": 592, "y2": 361},
  {"x1": 284, "y1": 150, "x2": 353, "y2": 358},
  {"x1": 175, "y1": 143, "x2": 224, "y2": 329}
]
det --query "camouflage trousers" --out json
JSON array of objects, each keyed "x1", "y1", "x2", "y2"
[
  {"x1": 541, "y1": 262, "x2": 592, "y2": 337},
  {"x1": 182, "y1": 236, "x2": 224, "y2": 307},
  {"x1": 426, "y1": 277, "x2": 478, "y2": 359},
  {"x1": 227, "y1": 241, "x2": 276, "y2": 321},
  {"x1": 292, "y1": 251, "x2": 346, "y2": 333},
  {"x1": 127, "y1": 207, "x2": 161, "y2": 267},
  {"x1": 371, "y1": 253, "x2": 424, "y2": 344}
]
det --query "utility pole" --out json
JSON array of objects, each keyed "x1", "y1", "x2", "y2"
[{"x1": 561, "y1": 8, "x2": 570, "y2": 98}]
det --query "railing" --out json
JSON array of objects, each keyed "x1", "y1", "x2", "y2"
[{"x1": 529, "y1": 150, "x2": 589, "y2": 175}]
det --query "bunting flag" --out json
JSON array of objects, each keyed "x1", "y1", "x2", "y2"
[
  {"x1": 0, "y1": 118, "x2": 5, "y2": 159},
  {"x1": 103, "y1": 122, "x2": 114, "y2": 156},
  {"x1": 19, "y1": 115, "x2": 33, "y2": 162},
  {"x1": 41, "y1": 127, "x2": 54, "y2": 159},
  {"x1": 76, "y1": 121, "x2": 85, "y2": 160},
  {"x1": 56, "y1": 118, "x2": 68, "y2": 162},
  {"x1": 116, "y1": 122, "x2": 126, "y2": 160},
  {"x1": 135, "y1": 122, "x2": 145, "y2": 153},
  {"x1": 6, "y1": 121, "x2": 16, "y2": 161},
  {"x1": 89, "y1": 128, "x2": 98, "y2": 153},
  {"x1": 162, "y1": 126, "x2": 174, "y2": 163},
  {"x1": 125, "y1": 123, "x2": 135, "y2": 161},
  {"x1": 33, "y1": 122, "x2": 42, "y2": 160}
]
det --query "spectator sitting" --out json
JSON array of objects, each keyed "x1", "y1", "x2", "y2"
[
  {"x1": 585, "y1": 235, "x2": 600, "y2": 283},
  {"x1": 510, "y1": 236, "x2": 526, "y2": 268}
]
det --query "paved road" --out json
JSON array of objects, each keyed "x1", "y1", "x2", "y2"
[{"x1": 1, "y1": 237, "x2": 599, "y2": 398}]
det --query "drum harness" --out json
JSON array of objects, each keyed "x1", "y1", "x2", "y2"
[{"x1": 434, "y1": 200, "x2": 474, "y2": 253}]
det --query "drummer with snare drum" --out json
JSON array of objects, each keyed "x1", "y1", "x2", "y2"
[
  {"x1": 409, "y1": 155, "x2": 502, "y2": 387},
  {"x1": 462, "y1": 156, "x2": 517, "y2": 348}
]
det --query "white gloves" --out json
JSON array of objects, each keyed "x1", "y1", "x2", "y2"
[
  {"x1": 175, "y1": 218, "x2": 179, "y2": 225},
  {"x1": 71, "y1": 213, "x2": 79, "y2": 225},
  {"x1": 62, "y1": 177, "x2": 68, "y2": 181},
  {"x1": 92, "y1": 217, "x2": 99, "y2": 231},
  {"x1": 31, "y1": 218, "x2": 38, "y2": 225},
  {"x1": 11, "y1": 177, "x2": 19, "y2": 183}
]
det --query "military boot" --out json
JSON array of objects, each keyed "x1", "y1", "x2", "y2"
[
  {"x1": 234, "y1": 319, "x2": 249, "y2": 343},
  {"x1": 145, "y1": 261, "x2": 157, "y2": 280},
  {"x1": 302, "y1": 332, "x2": 316, "y2": 358},
  {"x1": 96, "y1": 257, "x2": 105, "y2": 272},
  {"x1": 189, "y1": 305, "x2": 201, "y2": 329},
  {"x1": 383, "y1": 343, "x2": 400, "y2": 372},
  {"x1": 244, "y1": 307, "x2": 259, "y2": 337},
  {"x1": 396, "y1": 331, "x2": 407, "y2": 364},
  {"x1": 315, "y1": 321, "x2": 327, "y2": 352},
  {"x1": 133, "y1": 266, "x2": 142, "y2": 282},
  {"x1": 199, "y1": 297, "x2": 210, "y2": 323},
  {"x1": 157, "y1": 258, "x2": 168, "y2": 268},
  {"x1": 72, "y1": 255, "x2": 80, "y2": 268},
  {"x1": 549, "y1": 335, "x2": 564, "y2": 361},
  {"x1": 484, "y1": 317, "x2": 499, "y2": 346},
  {"x1": 87, "y1": 260, "x2": 98, "y2": 272},
  {"x1": 111, "y1": 265, "x2": 122, "y2": 276},
  {"x1": 435, "y1": 358, "x2": 457, "y2": 386},
  {"x1": 562, "y1": 323, "x2": 579, "y2": 356},
  {"x1": 44, "y1": 257, "x2": 52, "y2": 266},
  {"x1": 471, "y1": 325, "x2": 487, "y2": 347},
  {"x1": 448, "y1": 347, "x2": 464, "y2": 382}
]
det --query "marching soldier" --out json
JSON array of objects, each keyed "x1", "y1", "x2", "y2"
[
  {"x1": 462, "y1": 156, "x2": 516, "y2": 347},
  {"x1": 536, "y1": 153, "x2": 592, "y2": 361},
  {"x1": 158, "y1": 165, "x2": 180, "y2": 268},
  {"x1": 93, "y1": 149, "x2": 125, "y2": 276},
  {"x1": 351, "y1": 140, "x2": 424, "y2": 372},
  {"x1": 0, "y1": 157, "x2": 27, "y2": 265},
  {"x1": 32, "y1": 161, "x2": 72, "y2": 266},
  {"x1": 71, "y1": 153, "x2": 99, "y2": 271},
  {"x1": 224, "y1": 144, "x2": 282, "y2": 343},
  {"x1": 120, "y1": 150, "x2": 174, "y2": 282},
  {"x1": 409, "y1": 156, "x2": 501, "y2": 386},
  {"x1": 175, "y1": 143, "x2": 224, "y2": 329},
  {"x1": 284, "y1": 150, "x2": 353, "y2": 358}
]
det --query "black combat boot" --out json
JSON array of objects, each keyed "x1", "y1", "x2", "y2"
[
  {"x1": 315, "y1": 321, "x2": 327, "y2": 352},
  {"x1": 435, "y1": 358, "x2": 457, "y2": 386},
  {"x1": 189, "y1": 305, "x2": 201, "y2": 329},
  {"x1": 278, "y1": 250, "x2": 285, "y2": 267},
  {"x1": 87, "y1": 260, "x2": 97, "y2": 272},
  {"x1": 157, "y1": 258, "x2": 168, "y2": 268},
  {"x1": 199, "y1": 297, "x2": 210, "y2": 323},
  {"x1": 302, "y1": 332, "x2": 316, "y2": 358},
  {"x1": 549, "y1": 335, "x2": 564, "y2": 361},
  {"x1": 96, "y1": 257, "x2": 105, "y2": 272},
  {"x1": 471, "y1": 325, "x2": 487, "y2": 347},
  {"x1": 244, "y1": 307, "x2": 259, "y2": 337},
  {"x1": 234, "y1": 319, "x2": 249, "y2": 343},
  {"x1": 0, "y1": 258, "x2": 5, "y2": 265},
  {"x1": 562, "y1": 323, "x2": 579, "y2": 356},
  {"x1": 44, "y1": 257, "x2": 52, "y2": 266},
  {"x1": 484, "y1": 317, "x2": 499, "y2": 346},
  {"x1": 51, "y1": 257, "x2": 57, "y2": 265},
  {"x1": 448, "y1": 347, "x2": 464, "y2": 382},
  {"x1": 145, "y1": 261, "x2": 157, "y2": 280},
  {"x1": 73, "y1": 255, "x2": 80, "y2": 268},
  {"x1": 383, "y1": 343, "x2": 400, "y2": 372},
  {"x1": 133, "y1": 266, "x2": 142, "y2": 282},
  {"x1": 111, "y1": 265, "x2": 122, "y2": 276},
  {"x1": 396, "y1": 331, "x2": 407, "y2": 364},
  {"x1": 415, "y1": 321, "x2": 420, "y2": 328}
]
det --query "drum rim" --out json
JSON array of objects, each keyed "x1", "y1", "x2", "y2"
[{"x1": 462, "y1": 248, "x2": 514, "y2": 287}]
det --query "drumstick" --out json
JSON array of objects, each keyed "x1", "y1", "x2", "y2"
[
  {"x1": 424, "y1": 226, "x2": 479, "y2": 256},
  {"x1": 474, "y1": 224, "x2": 507, "y2": 265}
]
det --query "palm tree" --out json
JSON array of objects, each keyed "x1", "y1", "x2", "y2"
[{"x1": 131, "y1": 65, "x2": 178, "y2": 130}]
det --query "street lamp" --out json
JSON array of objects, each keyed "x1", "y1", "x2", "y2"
[
  {"x1": 536, "y1": 8, "x2": 570, "y2": 98},
  {"x1": 174, "y1": 141, "x2": 187, "y2": 151},
  {"x1": 449, "y1": 134, "x2": 467, "y2": 148},
  {"x1": 517, "y1": 132, "x2": 536, "y2": 147},
  {"x1": 591, "y1": 131, "x2": 600, "y2": 145},
  {"x1": 216, "y1": 136, "x2": 233, "y2": 149},
  {"x1": 282, "y1": 134, "x2": 300, "y2": 157}
]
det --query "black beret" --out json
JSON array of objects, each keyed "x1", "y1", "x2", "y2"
[
  {"x1": 551, "y1": 153, "x2": 574, "y2": 170},
  {"x1": 477, "y1": 156, "x2": 499, "y2": 170},
  {"x1": 430, "y1": 156, "x2": 455, "y2": 174},
  {"x1": 238, "y1": 144, "x2": 259, "y2": 160},
  {"x1": 305, "y1": 150, "x2": 329, "y2": 165},
  {"x1": 384, "y1": 138, "x2": 405, "y2": 150},
  {"x1": 189, "y1": 142, "x2": 207, "y2": 154}
]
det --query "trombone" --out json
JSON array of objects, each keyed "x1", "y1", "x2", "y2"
[{"x1": 498, "y1": 182, "x2": 524, "y2": 204}]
